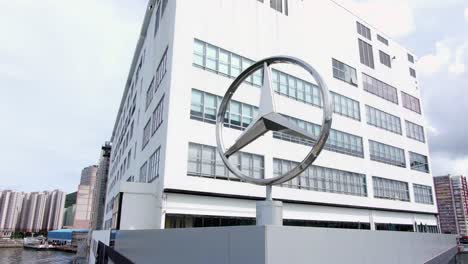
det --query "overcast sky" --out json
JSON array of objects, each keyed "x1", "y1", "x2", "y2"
[{"x1": 0, "y1": 0, "x2": 467, "y2": 194}]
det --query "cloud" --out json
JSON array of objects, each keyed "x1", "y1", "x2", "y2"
[
  {"x1": 431, "y1": 152, "x2": 468, "y2": 177},
  {"x1": 335, "y1": 0, "x2": 415, "y2": 38},
  {"x1": 465, "y1": 8, "x2": 468, "y2": 22},
  {"x1": 417, "y1": 41, "x2": 451, "y2": 75},
  {"x1": 0, "y1": 0, "x2": 147, "y2": 192},
  {"x1": 418, "y1": 40, "x2": 468, "y2": 76},
  {"x1": 449, "y1": 41, "x2": 468, "y2": 75}
]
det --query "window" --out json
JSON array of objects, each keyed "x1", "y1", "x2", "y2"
[
  {"x1": 272, "y1": 69, "x2": 321, "y2": 108},
  {"x1": 142, "y1": 119, "x2": 151, "y2": 149},
  {"x1": 148, "y1": 147, "x2": 161, "y2": 182},
  {"x1": 405, "y1": 120, "x2": 425, "y2": 142},
  {"x1": 417, "y1": 225, "x2": 438, "y2": 233},
  {"x1": 193, "y1": 40, "x2": 205, "y2": 67},
  {"x1": 187, "y1": 143, "x2": 264, "y2": 180},
  {"x1": 379, "y1": 50, "x2": 391, "y2": 68},
  {"x1": 413, "y1": 184, "x2": 433, "y2": 204},
  {"x1": 274, "y1": 158, "x2": 367, "y2": 196},
  {"x1": 366, "y1": 105, "x2": 402, "y2": 134},
  {"x1": 218, "y1": 49, "x2": 230, "y2": 76},
  {"x1": 331, "y1": 92, "x2": 361, "y2": 121},
  {"x1": 129, "y1": 121, "x2": 134, "y2": 139},
  {"x1": 272, "y1": 68, "x2": 360, "y2": 121},
  {"x1": 273, "y1": 115, "x2": 364, "y2": 158},
  {"x1": 155, "y1": 48, "x2": 168, "y2": 88},
  {"x1": 192, "y1": 40, "x2": 260, "y2": 87},
  {"x1": 270, "y1": 0, "x2": 282, "y2": 12},
  {"x1": 356, "y1": 22, "x2": 371, "y2": 40},
  {"x1": 401, "y1": 91, "x2": 421, "y2": 114},
  {"x1": 408, "y1": 54, "x2": 414, "y2": 63},
  {"x1": 190, "y1": 89, "x2": 258, "y2": 130},
  {"x1": 376, "y1": 223, "x2": 414, "y2": 232},
  {"x1": 146, "y1": 77, "x2": 155, "y2": 110},
  {"x1": 139, "y1": 162, "x2": 148, "y2": 183},
  {"x1": 270, "y1": 0, "x2": 288, "y2": 15},
  {"x1": 359, "y1": 39, "x2": 374, "y2": 68},
  {"x1": 377, "y1": 35, "x2": 388, "y2": 46},
  {"x1": 362, "y1": 73, "x2": 398, "y2": 104},
  {"x1": 152, "y1": 95, "x2": 164, "y2": 135},
  {"x1": 409, "y1": 152, "x2": 429, "y2": 173},
  {"x1": 161, "y1": 0, "x2": 168, "y2": 17},
  {"x1": 409, "y1": 67, "x2": 416, "y2": 78},
  {"x1": 373, "y1": 176, "x2": 410, "y2": 202},
  {"x1": 332, "y1": 59, "x2": 358, "y2": 86},
  {"x1": 192, "y1": 40, "x2": 360, "y2": 122},
  {"x1": 369, "y1": 140, "x2": 406, "y2": 167},
  {"x1": 127, "y1": 150, "x2": 131, "y2": 169},
  {"x1": 205, "y1": 44, "x2": 218, "y2": 71},
  {"x1": 154, "y1": 4, "x2": 161, "y2": 37}
]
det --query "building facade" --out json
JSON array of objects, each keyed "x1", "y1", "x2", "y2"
[
  {"x1": 434, "y1": 175, "x2": 468, "y2": 236},
  {"x1": 63, "y1": 204, "x2": 76, "y2": 228},
  {"x1": 0, "y1": 190, "x2": 24, "y2": 237},
  {"x1": 73, "y1": 165, "x2": 98, "y2": 229},
  {"x1": 0, "y1": 190, "x2": 65, "y2": 235},
  {"x1": 103, "y1": 0, "x2": 437, "y2": 232},
  {"x1": 90, "y1": 143, "x2": 112, "y2": 230}
]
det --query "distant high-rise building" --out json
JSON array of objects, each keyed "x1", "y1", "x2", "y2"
[
  {"x1": 73, "y1": 165, "x2": 98, "y2": 229},
  {"x1": 65, "y1": 192, "x2": 77, "y2": 208},
  {"x1": 0, "y1": 189, "x2": 65, "y2": 235},
  {"x1": 434, "y1": 175, "x2": 468, "y2": 236},
  {"x1": 90, "y1": 143, "x2": 112, "y2": 230},
  {"x1": 0, "y1": 190, "x2": 24, "y2": 237},
  {"x1": 44, "y1": 190, "x2": 66, "y2": 231},
  {"x1": 63, "y1": 204, "x2": 76, "y2": 228}
]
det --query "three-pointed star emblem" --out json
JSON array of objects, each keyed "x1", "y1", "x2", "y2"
[{"x1": 224, "y1": 63, "x2": 317, "y2": 158}]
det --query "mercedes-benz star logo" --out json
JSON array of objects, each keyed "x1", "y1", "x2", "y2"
[{"x1": 216, "y1": 56, "x2": 333, "y2": 186}]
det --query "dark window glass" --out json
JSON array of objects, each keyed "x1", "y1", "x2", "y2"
[
  {"x1": 270, "y1": 0, "x2": 282, "y2": 12},
  {"x1": 356, "y1": 22, "x2": 371, "y2": 40},
  {"x1": 332, "y1": 58, "x2": 358, "y2": 86},
  {"x1": 409, "y1": 152, "x2": 429, "y2": 173},
  {"x1": 379, "y1": 50, "x2": 391, "y2": 68},
  {"x1": 375, "y1": 223, "x2": 413, "y2": 232},
  {"x1": 377, "y1": 35, "x2": 388, "y2": 45},
  {"x1": 409, "y1": 67, "x2": 416, "y2": 77},
  {"x1": 359, "y1": 39, "x2": 374, "y2": 68}
]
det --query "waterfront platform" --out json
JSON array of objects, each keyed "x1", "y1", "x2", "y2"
[
  {"x1": 0, "y1": 239, "x2": 23, "y2": 248},
  {"x1": 91, "y1": 226, "x2": 457, "y2": 264}
]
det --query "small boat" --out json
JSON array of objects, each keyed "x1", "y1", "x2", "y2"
[{"x1": 23, "y1": 236, "x2": 54, "y2": 250}]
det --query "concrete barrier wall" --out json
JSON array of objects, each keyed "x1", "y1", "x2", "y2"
[
  {"x1": 265, "y1": 226, "x2": 457, "y2": 264},
  {"x1": 113, "y1": 226, "x2": 456, "y2": 264},
  {"x1": 89, "y1": 230, "x2": 111, "y2": 264}
]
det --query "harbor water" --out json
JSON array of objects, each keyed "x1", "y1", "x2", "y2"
[
  {"x1": 1, "y1": 247, "x2": 468, "y2": 263},
  {"x1": 0, "y1": 248, "x2": 74, "y2": 264}
]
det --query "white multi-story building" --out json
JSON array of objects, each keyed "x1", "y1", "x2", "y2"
[{"x1": 103, "y1": 0, "x2": 437, "y2": 232}]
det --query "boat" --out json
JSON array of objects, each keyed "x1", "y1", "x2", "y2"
[{"x1": 23, "y1": 236, "x2": 54, "y2": 250}]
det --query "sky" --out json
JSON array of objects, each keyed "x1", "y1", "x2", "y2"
[{"x1": 0, "y1": 0, "x2": 467, "y2": 194}]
